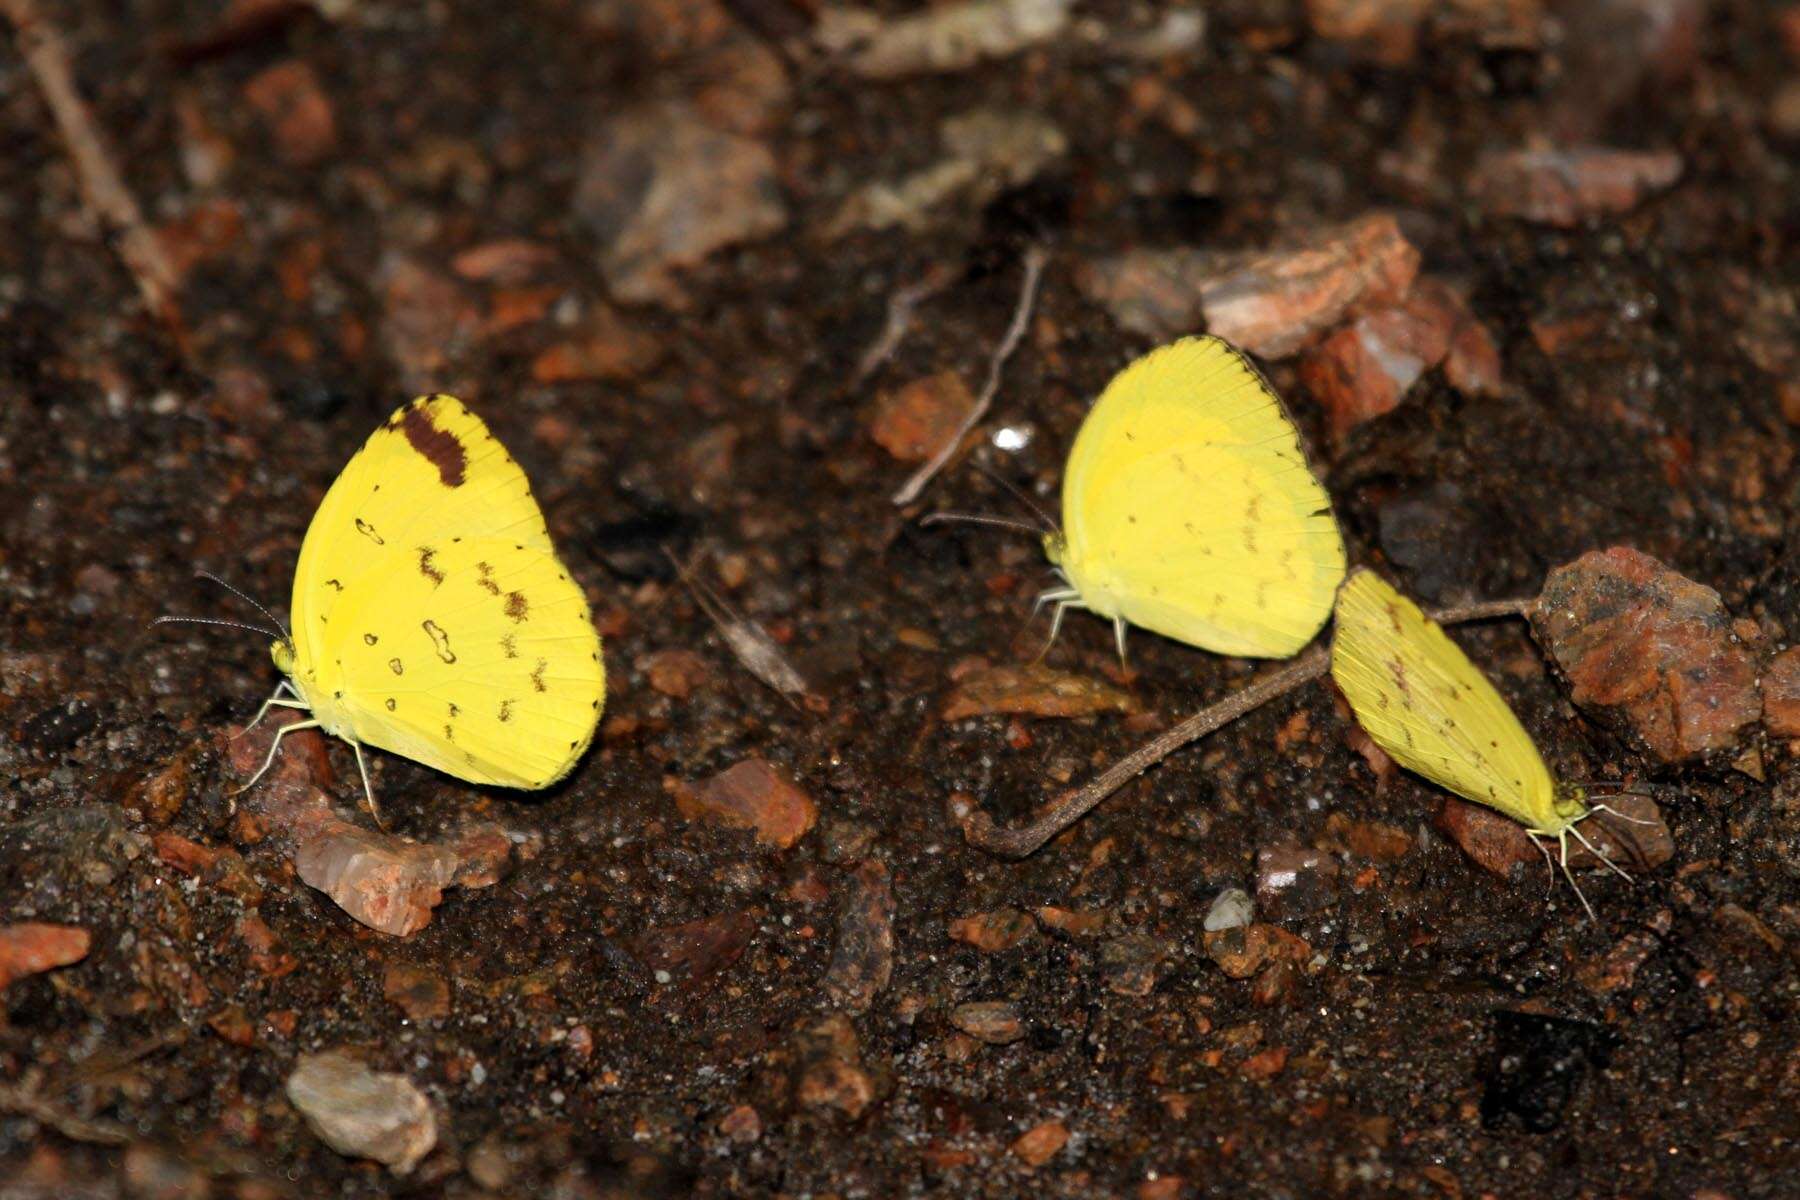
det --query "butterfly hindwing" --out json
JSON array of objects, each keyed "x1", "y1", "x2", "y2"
[
  {"x1": 1058, "y1": 337, "x2": 1345, "y2": 658},
  {"x1": 327, "y1": 538, "x2": 603, "y2": 788},
  {"x1": 281, "y1": 396, "x2": 604, "y2": 791}
]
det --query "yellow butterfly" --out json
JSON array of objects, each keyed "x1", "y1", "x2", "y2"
[
  {"x1": 1329, "y1": 568, "x2": 1627, "y2": 913},
  {"x1": 1039, "y1": 336, "x2": 1345, "y2": 661},
  {"x1": 240, "y1": 395, "x2": 605, "y2": 820}
]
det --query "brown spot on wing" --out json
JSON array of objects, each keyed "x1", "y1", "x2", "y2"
[
  {"x1": 395, "y1": 400, "x2": 469, "y2": 487},
  {"x1": 505, "y1": 591, "x2": 529, "y2": 622},
  {"x1": 498, "y1": 699, "x2": 513, "y2": 722},
  {"x1": 501, "y1": 633, "x2": 518, "y2": 659},
  {"x1": 354, "y1": 518, "x2": 383, "y2": 545},
  {"x1": 417, "y1": 546, "x2": 445, "y2": 586},
  {"x1": 531, "y1": 658, "x2": 547, "y2": 692},
  {"x1": 423, "y1": 619, "x2": 456, "y2": 663},
  {"x1": 475, "y1": 562, "x2": 500, "y2": 595},
  {"x1": 389, "y1": 657, "x2": 404, "y2": 676}
]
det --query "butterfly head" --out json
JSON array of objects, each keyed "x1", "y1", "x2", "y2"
[
  {"x1": 271, "y1": 638, "x2": 296, "y2": 676},
  {"x1": 1042, "y1": 531, "x2": 1066, "y2": 566}
]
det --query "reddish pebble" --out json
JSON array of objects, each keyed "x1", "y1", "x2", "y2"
[
  {"x1": 243, "y1": 60, "x2": 336, "y2": 166},
  {"x1": 642, "y1": 648, "x2": 712, "y2": 700},
  {"x1": 0, "y1": 923, "x2": 90, "y2": 990},
  {"x1": 718, "y1": 1104, "x2": 762, "y2": 1143},
  {"x1": 1433, "y1": 796, "x2": 1538, "y2": 881},
  {"x1": 1533, "y1": 547, "x2": 1761, "y2": 762},
  {"x1": 941, "y1": 664, "x2": 1138, "y2": 721},
  {"x1": 870, "y1": 371, "x2": 975, "y2": 462},
  {"x1": 1762, "y1": 645, "x2": 1800, "y2": 736},
  {"x1": 948, "y1": 907, "x2": 1037, "y2": 952},
  {"x1": 1240, "y1": 1045, "x2": 1289, "y2": 1081},
  {"x1": 675, "y1": 757, "x2": 818, "y2": 849},
  {"x1": 530, "y1": 306, "x2": 664, "y2": 382},
  {"x1": 1467, "y1": 146, "x2": 1683, "y2": 227},
  {"x1": 1011, "y1": 1119, "x2": 1069, "y2": 1168},
  {"x1": 450, "y1": 239, "x2": 558, "y2": 283},
  {"x1": 384, "y1": 962, "x2": 452, "y2": 1021}
]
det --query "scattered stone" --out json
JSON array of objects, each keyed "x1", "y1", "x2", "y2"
[
  {"x1": 1566, "y1": 793, "x2": 1673, "y2": 872},
  {"x1": 1240, "y1": 1045, "x2": 1289, "y2": 1081},
  {"x1": 949, "y1": 1000, "x2": 1025, "y2": 1044},
  {"x1": 794, "y1": 1014, "x2": 878, "y2": 1119},
  {"x1": 824, "y1": 859, "x2": 895, "y2": 1011},
  {"x1": 1250, "y1": 959, "x2": 1300, "y2": 1007},
  {"x1": 4, "y1": 804, "x2": 145, "y2": 906},
  {"x1": 632, "y1": 910, "x2": 753, "y2": 986},
  {"x1": 1320, "y1": 813, "x2": 1413, "y2": 862},
  {"x1": 1203, "y1": 923, "x2": 1311, "y2": 981},
  {"x1": 243, "y1": 60, "x2": 336, "y2": 166},
  {"x1": 1255, "y1": 846, "x2": 1341, "y2": 918},
  {"x1": 948, "y1": 907, "x2": 1037, "y2": 952},
  {"x1": 529, "y1": 304, "x2": 665, "y2": 384},
  {"x1": 450, "y1": 239, "x2": 559, "y2": 284},
  {"x1": 1010, "y1": 1117, "x2": 1069, "y2": 1167},
  {"x1": 0, "y1": 923, "x2": 90, "y2": 991},
  {"x1": 1576, "y1": 910, "x2": 1670, "y2": 993},
  {"x1": 292, "y1": 823, "x2": 485, "y2": 938},
  {"x1": 286, "y1": 1051, "x2": 436, "y2": 1174},
  {"x1": 125, "y1": 750, "x2": 195, "y2": 826},
  {"x1": 1533, "y1": 548, "x2": 1761, "y2": 763},
  {"x1": 676, "y1": 757, "x2": 819, "y2": 849},
  {"x1": 941, "y1": 663, "x2": 1139, "y2": 721},
  {"x1": 1299, "y1": 276, "x2": 1500, "y2": 439},
  {"x1": 719, "y1": 1104, "x2": 763, "y2": 1143},
  {"x1": 1714, "y1": 903, "x2": 1785, "y2": 956},
  {"x1": 1202, "y1": 887, "x2": 1254, "y2": 932},
  {"x1": 829, "y1": 108, "x2": 1066, "y2": 237},
  {"x1": 1099, "y1": 931, "x2": 1167, "y2": 997},
  {"x1": 1467, "y1": 146, "x2": 1683, "y2": 227},
  {"x1": 818, "y1": 818, "x2": 876, "y2": 865},
  {"x1": 1034, "y1": 905, "x2": 1109, "y2": 937},
  {"x1": 383, "y1": 962, "x2": 451, "y2": 1021},
  {"x1": 572, "y1": 100, "x2": 786, "y2": 307},
  {"x1": 155, "y1": 198, "x2": 245, "y2": 288},
  {"x1": 1433, "y1": 796, "x2": 1537, "y2": 881},
  {"x1": 122, "y1": 1142, "x2": 209, "y2": 1200},
  {"x1": 819, "y1": 0, "x2": 1072, "y2": 79},
  {"x1": 237, "y1": 913, "x2": 298, "y2": 978},
  {"x1": 870, "y1": 372, "x2": 976, "y2": 462},
  {"x1": 1077, "y1": 212, "x2": 1419, "y2": 356},
  {"x1": 641, "y1": 648, "x2": 712, "y2": 700},
  {"x1": 1304, "y1": 0, "x2": 1433, "y2": 67},
  {"x1": 153, "y1": 832, "x2": 262, "y2": 904},
  {"x1": 208, "y1": 1003, "x2": 256, "y2": 1047},
  {"x1": 377, "y1": 255, "x2": 482, "y2": 392},
  {"x1": 1762, "y1": 646, "x2": 1800, "y2": 737}
]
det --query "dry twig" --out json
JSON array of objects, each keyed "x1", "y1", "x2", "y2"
[
  {"x1": 853, "y1": 265, "x2": 955, "y2": 388},
  {"x1": 2, "y1": 0, "x2": 183, "y2": 330},
  {"x1": 0, "y1": 1072, "x2": 133, "y2": 1147},
  {"x1": 891, "y1": 245, "x2": 1047, "y2": 506},
  {"x1": 665, "y1": 548, "x2": 812, "y2": 703},
  {"x1": 959, "y1": 596, "x2": 1532, "y2": 858}
]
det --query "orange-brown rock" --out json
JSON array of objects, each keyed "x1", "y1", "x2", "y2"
[{"x1": 1533, "y1": 547, "x2": 1760, "y2": 762}]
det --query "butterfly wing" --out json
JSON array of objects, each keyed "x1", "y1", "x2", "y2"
[
  {"x1": 1058, "y1": 337, "x2": 1345, "y2": 658},
  {"x1": 289, "y1": 395, "x2": 555, "y2": 667},
  {"x1": 324, "y1": 537, "x2": 604, "y2": 788},
  {"x1": 1330, "y1": 569, "x2": 1561, "y2": 830}
]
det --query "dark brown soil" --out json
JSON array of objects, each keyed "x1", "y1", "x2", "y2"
[{"x1": 3, "y1": 1, "x2": 1798, "y2": 1196}]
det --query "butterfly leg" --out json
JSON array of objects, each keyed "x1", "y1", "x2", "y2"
[
  {"x1": 1031, "y1": 586, "x2": 1080, "y2": 618},
  {"x1": 350, "y1": 740, "x2": 386, "y2": 831},
  {"x1": 1567, "y1": 821, "x2": 1634, "y2": 883},
  {"x1": 1034, "y1": 599, "x2": 1075, "y2": 662},
  {"x1": 231, "y1": 718, "x2": 322, "y2": 797},
  {"x1": 1545, "y1": 830, "x2": 1597, "y2": 922},
  {"x1": 1112, "y1": 616, "x2": 1129, "y2": 672},
  {"x1": 238, "y1": 681, "x2": 307, "y2": 738}
]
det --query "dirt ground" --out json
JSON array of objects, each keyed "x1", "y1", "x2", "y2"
[{"x1": 3, "y1": 0, "x2": 1799, "y2": 1196}]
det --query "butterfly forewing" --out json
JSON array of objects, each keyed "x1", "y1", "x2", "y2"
[{"x1": 1330, "y1": 569, "x2": 1561, "y2": 829}]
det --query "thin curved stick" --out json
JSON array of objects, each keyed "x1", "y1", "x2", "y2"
[{"x1": 960, "y1": 595, "x2": 1533, "y2": 859}]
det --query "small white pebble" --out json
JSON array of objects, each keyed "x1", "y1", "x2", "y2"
[{"x1": 1203, "y1": 887, "x2": 1254, "y2": 931}]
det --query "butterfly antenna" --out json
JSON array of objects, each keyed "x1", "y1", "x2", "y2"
[
  {"x1": 195, "y1": 570, "x2": 290, "y2": 641},
  {"x1": 971, "y1": 461, "x2": 1058, "y2": 535},
  {"x1": 920, "y1": 511, "x2": 1047, "y2": 537},
  {"x1": 151, "y1": 615, "x2": 283, "y2": 640}
]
